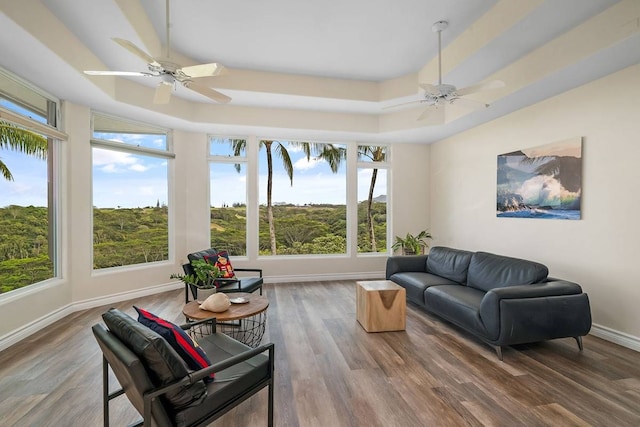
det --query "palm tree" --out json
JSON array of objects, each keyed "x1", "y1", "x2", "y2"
[
  {"x1": 358, "y1": 146, "x2": 386, "y2": 252},
  {"x1": 230, "y1": 139, "x2": 345, "y2": 255},
  {"x1": 0, "y1": 120, "x2": 48, "y2": 181}
]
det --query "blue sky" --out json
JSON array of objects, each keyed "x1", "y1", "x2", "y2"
[
  {"x1": 92, "y1": 132, "x2": 168, "y2": 208},
  {"x1": 1, "y1": 99, "x2": 49, "y2": 208},
  {"x1": 210, "y1": 141, "x2": 386, "y2": 207},
  {"x1": 1, "y1": 127, "x2": 386, "y2": 209}
]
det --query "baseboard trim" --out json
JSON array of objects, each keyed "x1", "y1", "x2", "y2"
[
  {"x1": 590, "y1": 323, "x2": 640, "y2": 352},
  {"x1": 263, "y1": 271, "x2": 385, "y2": 284},
  {"x1": 0, "y1": 282, "x2": 182, "y2": 352}
]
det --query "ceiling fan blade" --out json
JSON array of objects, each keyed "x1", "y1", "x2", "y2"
[
  {"x1": 419, "y1": 83, "x2": 439, "y2": 96},
  {"x1": 84, "y1": 70, "x2": 154, "y2": 77},
  {"x1": 154, "y1": 81, "x2": 173, "y2": 104},
  {"x1": 382, "y1": 99, "x2": 423, "y2": 110},
  {"x1": 179, "y1": 63, "x2": 226, "y2": 78},
  {"x1": 182, "y1": 81, "x2": 231, "y2": 104},
  {"x1": 418, "y1": 105, "x2": 445, "y2": 124},
  {"x1": 112, "y1": 38, "x2": 160, "y2": 67},
  {"x1": 456, "y1": 80, "x2": 505, "y2": 96},
  {"x1": 451, "y1": 97, "x2": 489, "y2": 110}
]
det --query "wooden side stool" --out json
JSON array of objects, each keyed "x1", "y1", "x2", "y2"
[{"x1": 356, "y1": 280, "x2": 406, "y2": 332}]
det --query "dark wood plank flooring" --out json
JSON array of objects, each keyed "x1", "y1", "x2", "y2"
[{"x1": 1, "y1": 281, "x2": 639, "y2": 426}]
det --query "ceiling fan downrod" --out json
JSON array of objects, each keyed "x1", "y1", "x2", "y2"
[{"x1": 432, "y1": 20, "x2": 448, "y2": 86}]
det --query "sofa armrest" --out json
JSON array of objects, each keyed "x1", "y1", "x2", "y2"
[
  {"x1": 479, "y1": 280, "x2": 588, "y2": 341},
  {"x1": 386, "y1": 255, "x2": 428, "y2": 279},
  {"x1": 484, "y1": 280, "x2": 583, "y2": 301}
]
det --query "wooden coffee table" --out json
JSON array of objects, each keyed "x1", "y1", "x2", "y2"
[
  {"x1": 183, "y1": 292, "x2": 269, "y2": 347},
  {"x1": 356, "y1": 280, "x2": 406, "y2": 332}
]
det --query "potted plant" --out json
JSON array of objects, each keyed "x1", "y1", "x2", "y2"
[
  {"x1": 391, "y1": 230, "x2": 433, "y2": 255},
  {"x1": 170, "y1": 259, "x2": 221, "y2": 300}
]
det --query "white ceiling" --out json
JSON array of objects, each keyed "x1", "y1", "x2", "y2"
[{"x1": 0, "y1": 0, "x2": 638, "y2": 143}]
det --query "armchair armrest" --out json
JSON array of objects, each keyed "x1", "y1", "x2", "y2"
[
  {"x1": 234, "y1": 268, "x2": 263, "y2": 278},
  {"x1": 180, "y1": 317, "x2": 216, "y2": 330},
  {"x1": 386, "y1": 255, "x2": 428, "y2": 279}
]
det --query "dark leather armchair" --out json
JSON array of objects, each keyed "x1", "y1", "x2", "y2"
[
  {"x1": 93, "y1": 308, "x2": 274, "y2": 426},
  {"x1": 183, "y1": 248, "x2": 263, "y2": 303}
]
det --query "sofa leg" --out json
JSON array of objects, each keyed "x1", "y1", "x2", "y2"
[
  {"x1": 575, "y1": 336, "x2": 584, "y2": 352},
  {"x1": 495, "y1": 346, "x2": 503, "y2": 361}
]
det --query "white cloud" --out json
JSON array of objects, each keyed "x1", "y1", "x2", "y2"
[
  {"x1": 129, "y1": 164, "x2": 149, "y2": 172},
  {"x1": 93, "y1": 148, "x2": 148, "y2": 173},
  {"x1": 294, "y1": 156, "x2": 323, "y2": 171}
]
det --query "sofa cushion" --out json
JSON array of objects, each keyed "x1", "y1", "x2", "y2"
[
  {"x1": 467, "y1": 252, "x2": 549, "y2": 292},
  {"x1": 424, "y1": 285, "x2": 488, "y2": 338},
  {"x1": 102, "y1": 308, "x2": 207, "y2": 410},
  {"x1": 390, "y1": 272, "x2": 458, "y2": 304},
  {"x1": 134, "y1": 306, "x2": 214, "y2": 382},
  {"x1": 426, "y1": 247, "x2": 474, "y2": 284}
]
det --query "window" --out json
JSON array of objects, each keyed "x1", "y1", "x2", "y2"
[
  {"x1": 91, "y1": 114, "x2": 172, "y2": 269},
  {"x1": 258, "y1": 140, "x2": 347, "y2": 256},
  {"x1": 209, "y1": 137, "x2": 248, "y2": 255},
  {"x1": 0, "y1": 68, "x2": 60, "y2": 294},
  {"x1": 357, "y1": 145, "x2": 388, "y2": 253},
  {"x1": 208, "y1": 138, "x2": 389, "y2": 258}
]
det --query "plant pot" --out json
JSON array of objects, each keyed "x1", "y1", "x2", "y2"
[{"x1": 196, "y1": 287, "x2": 217, "y2": 301}]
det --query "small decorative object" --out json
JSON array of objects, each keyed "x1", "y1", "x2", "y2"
[
  {"x1": 200, "y1": 293, "x2": 231, "y2": 312},
  {"x1": 230, "y1": 297, "x2": 249, "y2": 304},
  {"x1": 391, "y1": 230, "x2": 433, "y2": 255}
]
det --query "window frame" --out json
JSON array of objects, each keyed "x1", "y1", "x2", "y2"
[
  {"x1": 0, "y1": 67, "x2": 63, "y2": 297},
  {"x1": 90, "y1": 112, "x2": 174, "y2": 271},
  {"x1": 208, "y1": 135, "x2": 250, "y2": 257},
  {"x1": 356, "y1": 144, "x2": 390, "y2": 255}
]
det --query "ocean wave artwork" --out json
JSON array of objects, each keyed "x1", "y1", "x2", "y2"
[{"x1": 497, "y1": 137, "x2": 582, "y2": 220}]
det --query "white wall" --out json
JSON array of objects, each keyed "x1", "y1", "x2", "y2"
[{"x1": 429, "y1": 64, "x2": 640, "y2": 343}]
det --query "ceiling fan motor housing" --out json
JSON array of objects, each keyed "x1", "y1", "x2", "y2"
[{"x1": 423, "y1": 84, "x2": 457, "y2": 105}]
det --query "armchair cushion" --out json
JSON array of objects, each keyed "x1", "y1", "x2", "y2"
[
  {"x1": 134, "y1": 306, "x2": 214, "y2": 382},
  {"x1": 102, "y1": 309, "x2": 206, "y2": 409}
]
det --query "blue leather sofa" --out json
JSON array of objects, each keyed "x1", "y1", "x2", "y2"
[{"x1": 386, "y1": 246, "x2": 592, "y2": 359}]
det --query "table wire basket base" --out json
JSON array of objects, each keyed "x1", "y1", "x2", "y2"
[{"x1": 189, "y1": 311, "x2": 266, "y2": 348}]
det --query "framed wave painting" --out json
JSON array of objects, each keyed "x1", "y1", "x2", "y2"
[{"x1": 497, "y1": 137, "x2": 582, "y2": 220}]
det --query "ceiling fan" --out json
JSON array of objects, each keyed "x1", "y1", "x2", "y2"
[
  {"x1": 84, "y1": 0, "x2": 230, "y2": 104},
  {"x1": 389, "y1": 20, "x2": 504, "y2": 123}
]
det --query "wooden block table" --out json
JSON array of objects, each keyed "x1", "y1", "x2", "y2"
[{"x1": 356, "y1": 280, "x2": 406, "y2": 332}]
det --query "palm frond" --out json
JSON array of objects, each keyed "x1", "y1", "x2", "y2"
[
  {"x1": 274, "y1": 142, "x2": 294, "y2": 184},
  {"x1": 0, "y1": 121, "x2": 48, "y2": 181},
  {"x1": 0, "y1": 159, "x2": 13, "y2": 180}
]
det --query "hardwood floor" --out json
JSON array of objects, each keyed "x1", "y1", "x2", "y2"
[{"x1": 1, "y1": 281, "x2": 639, "y2": 426}]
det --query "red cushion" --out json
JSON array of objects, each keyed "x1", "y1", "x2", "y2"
[
  {"x1": 204, "y1": 251, "x2": 235, "y2": 279},
  {"x1": 134, "y1": 306, "x2": 214, "y2": 382}
]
